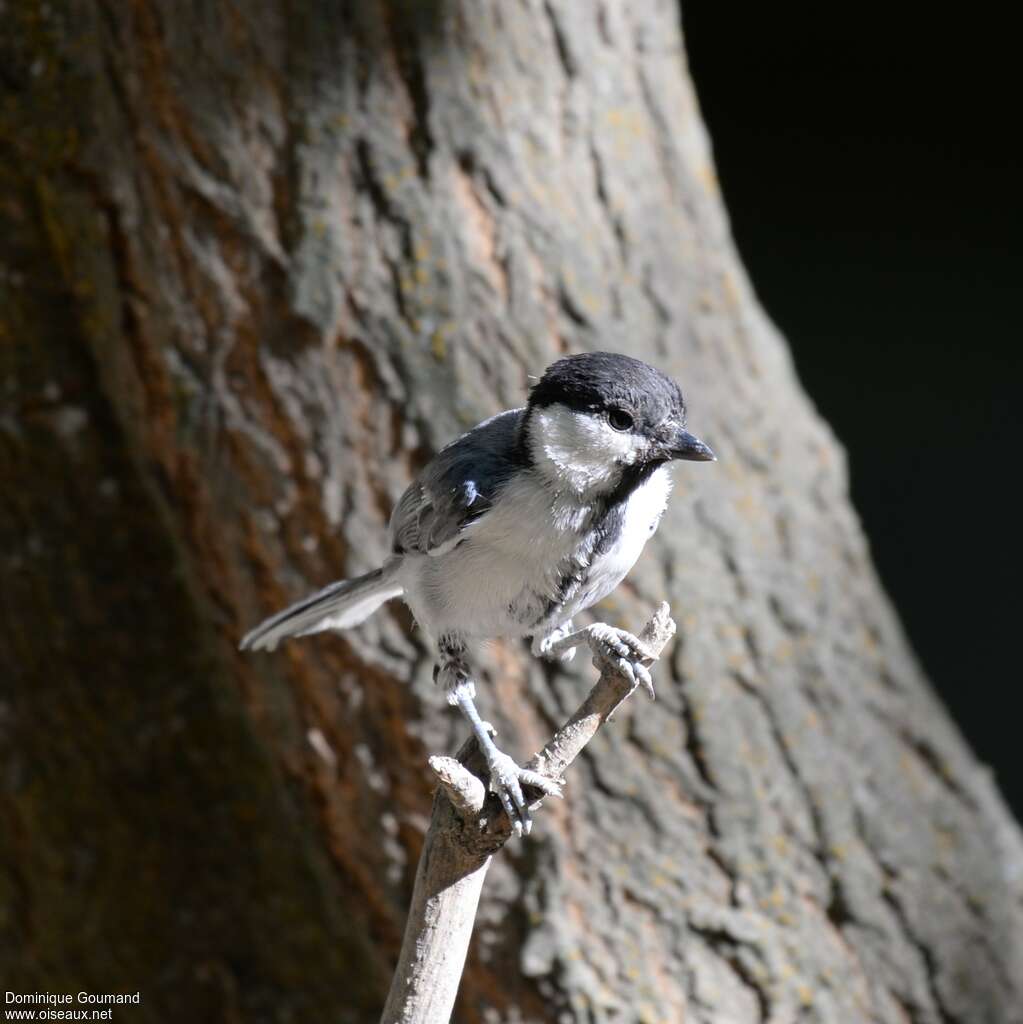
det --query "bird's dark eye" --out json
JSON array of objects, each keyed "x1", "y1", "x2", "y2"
[{"x1": 607, "y1": 408, "x2": 633, "y2": 432}]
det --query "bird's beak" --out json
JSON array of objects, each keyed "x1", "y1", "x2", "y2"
[{"x1": 669, "y1": 428, "x2": 716, "y2": 462}]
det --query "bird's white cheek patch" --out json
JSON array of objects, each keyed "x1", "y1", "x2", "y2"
[{"x1": 530, "y1": 405, "x2": 646, "y2": 493}]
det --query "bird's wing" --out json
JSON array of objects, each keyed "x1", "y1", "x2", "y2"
[
  {"x1": 388, "y1": 408, "x2": 526, "y2": 557},
  {"x1": 388, "y1": 477, "x2": 490, "y2": 557}
]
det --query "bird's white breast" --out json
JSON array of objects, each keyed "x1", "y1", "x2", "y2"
[
  {"x1": 400, "y1": 464, "x2": 671, "y2": 641},
  {"x1": 603, "y1": 465, "x2": 672, "y2": 573},
  {"x1": 403, "y1": 471, "x2": 581, "y2": 638},
  {"x1": 560, "y1": 465, "x2": 672, "y2": 620}
]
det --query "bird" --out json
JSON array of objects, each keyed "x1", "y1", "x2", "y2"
[{"x1": 241, "y1": 351, "x2": 715, "y2": 835}]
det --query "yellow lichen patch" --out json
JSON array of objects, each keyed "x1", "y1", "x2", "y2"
[
  {"x1": 34, "y1": 176, "x2": 73, "y2": 282},
  {"x1": 723, "y1": 458, "x2": 747, "y2": 482},
  {"x1": 635, "y1": 1003, "x2": 660, "y2": 1024},
  {"x1": 860, "y1": 625, "x2": 880, "y2": 654},
  {"x1": 720, "y1": 269, "x2": 742, "y2": 310},
  {"x1": 430, "y1": 328, "x2": 448, "y2": 362},
  {"x1": 933, "y1": 825, "x2": 958, "y2": 853},
  {"x1": 727, "y1": 651, "x2": 748, "y2": 672},
  {"x1": 734, "y1": 490, "x2": 761, "y2": 522},
  {"x1": 605, "y1": 106, "x2": 647, "y2": 140},
  {"x1": 773, "y1": 640, "x2": 794, "y2": 663},
  {"x1": 697, "y1": 161, "x2": 719, "y2": 195},
  {"x1": 382, "y1": 165, "x2": 415, "y2": 195}
]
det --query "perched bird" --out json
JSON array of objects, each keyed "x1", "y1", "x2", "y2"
[{"x1": 241, "y1": 352, "x2": 714, "y2": 834}]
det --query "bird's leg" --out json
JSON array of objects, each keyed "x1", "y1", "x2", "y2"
[
  {"x1": 545, "y1": 623, "x2": 657, "y2": 699},
  {"x1": 434, "y1": 635, "x2": 562, "y2": 837}
]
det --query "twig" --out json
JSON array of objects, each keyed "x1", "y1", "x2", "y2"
[{"x1": 379, "y1": 603, "x2": 677, "y2": 1024}]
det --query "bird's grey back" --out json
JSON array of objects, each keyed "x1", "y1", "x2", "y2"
[{"x1": 388, "y1": 408, "x2": 528, "y2": 556}]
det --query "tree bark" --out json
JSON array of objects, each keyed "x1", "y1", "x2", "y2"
[{"x1": 2, "y1": 2, "x2": 1021, "y2": 1023}]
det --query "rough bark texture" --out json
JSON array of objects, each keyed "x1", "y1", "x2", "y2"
[{"x1": 2, "y1": 2, "x2": 1021, "y2": 1023}]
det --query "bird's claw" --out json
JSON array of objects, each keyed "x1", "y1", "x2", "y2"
[
  {"x1": 587, "y1": 625, "x2": 657, "y2": 700},
  {"x1": 484, "y1": 748, "x2": 563, "y2": 837}
]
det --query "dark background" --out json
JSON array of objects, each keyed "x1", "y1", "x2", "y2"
[{"x1": 682, "y1": 8, "x2": 1021, "y2": 815}]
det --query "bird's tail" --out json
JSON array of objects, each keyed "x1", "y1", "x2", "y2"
[{"x1": 240, "y1": 560, "x2": 404, "y2": 652}]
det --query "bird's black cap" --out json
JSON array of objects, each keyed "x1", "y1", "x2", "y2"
[{"x1": 528, "y1": 351, "x2": 685, "y2": 427}]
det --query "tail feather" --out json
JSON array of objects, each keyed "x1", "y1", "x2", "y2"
[{"x1": 240, "y1": 562, "x2": 403, "y2": 652}]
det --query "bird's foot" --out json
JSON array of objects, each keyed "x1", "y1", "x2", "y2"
[
  {"x1": 436, "y1": 644, "x2": 562, "y2": 837},
  {"x1": 482, "y1": 742, "x2": 563, "y2": 837},
  {"x1": 532, "y1": 619, "x2": 578, "y2": 664},
  {"x1": 581, "y1": 623, "x2": 657, "y2": 700}
]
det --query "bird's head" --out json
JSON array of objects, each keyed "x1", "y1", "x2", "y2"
[{"x1": 523, "y1": 351, "x2": 715, "y2": 497}]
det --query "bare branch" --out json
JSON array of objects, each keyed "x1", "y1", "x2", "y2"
[
  {"x1": 429, "y1": 755, "x2": 487, "y2": 821},
  {"x1": 380, "y1": 604, "x2": 677, "y2": 1024}
]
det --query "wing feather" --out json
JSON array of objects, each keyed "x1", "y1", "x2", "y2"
[{"x1": 388, "y1": 408, "x2": 526, "y2": 557}]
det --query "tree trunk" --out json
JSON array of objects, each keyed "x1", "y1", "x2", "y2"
[{"x1": 2, "y1": 2, "x2": 1020, "y2": 1022}]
